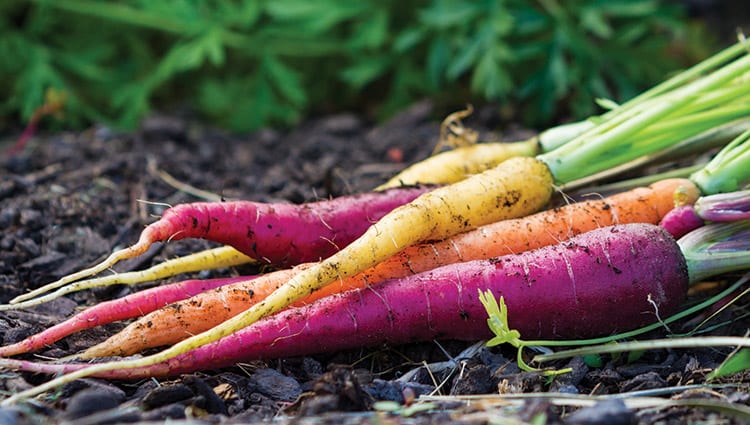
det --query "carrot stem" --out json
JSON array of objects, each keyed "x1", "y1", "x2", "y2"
[
  {"x1": 540, "y1": 44, "x2": 750, "y2": 183},
  {"x1": 691, "y1": 130, "x2": 750, "y2": 194},
  {"x1": 679, "y1": 220, "x2": 750, "y2": 282}
]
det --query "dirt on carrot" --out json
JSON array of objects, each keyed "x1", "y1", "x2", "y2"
[{"x1": 72, "y1": 178, "x2": 697, "y2": 358}]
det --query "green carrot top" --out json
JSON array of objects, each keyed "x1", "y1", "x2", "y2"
[
  {"x1": 679, "y1": 220, "x2": 750, "y2": 283},
  {"x1": 537, "y1": 41, "x2": 750, "y2": 184}
]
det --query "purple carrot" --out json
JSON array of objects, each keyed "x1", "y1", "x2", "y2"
[
  {"x1": 660, "y1": 189, "x2": 750, "y2": 238},
  {"x1": 134, "y1": 186, "x2": 434, "y2": 266},
  {"x1": 15, "y1": 185, "x2": 434, "y2": 304}
]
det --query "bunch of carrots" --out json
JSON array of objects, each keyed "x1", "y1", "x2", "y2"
[{"x1": 2, "y1": 41, "x2": 750, "y2": 404}]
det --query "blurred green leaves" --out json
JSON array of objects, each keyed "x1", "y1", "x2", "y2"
[{"x1": 1, "y1": 0, "x2": 711, "y2": 132}]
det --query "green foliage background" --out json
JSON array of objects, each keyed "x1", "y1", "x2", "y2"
[{"x1": 1, "y1": 0, "x2": 714, "y2": 132}]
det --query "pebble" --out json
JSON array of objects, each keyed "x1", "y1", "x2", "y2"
[
  {"x1": 63, "y1": 386, "x2": 126, "y2": 420},
  {"x1": 0, "y1": 406, "x2": 34, "y2": 425},
  {"x1": 141, "y1": 383, "x2": 195, "y2": 409},
  {"x1": 250, "y1": 368, "x2": 302, "y2": 402},
  {"x1": 565, "y1": 399, "x2": 636, "y2": 425}
]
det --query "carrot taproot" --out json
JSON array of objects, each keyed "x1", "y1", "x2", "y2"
[
  {"x1": 376, "y1": 139, "x2": 539, "y2": 189},
  {"x1": 0, "y1": 276, "x2": 252, "y2": 358},
  {"x1": 659, "y1": 205, "x2": 706, "y2": 239},
  {"x1": 9, "y1": 173, "x2": 699, "y2": 359},
  {"x1": 11, "y1": 185, "x2": 432, "y2": 305},
  {"x1": 15, "y1": 43, "x2": 749, "y2": 310},
  {"x1": 7, "y1": 221, "x2": 747, "y2": 384},
  {"x1": 73, "y1": 177, "x2": 698, "y2": 358},
  {"x1": 0, "y1": 246, "x2": 252, "y2": 311}
]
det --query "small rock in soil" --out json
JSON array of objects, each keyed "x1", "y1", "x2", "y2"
[
  {"x1": 618, "y1": 371, "x2": 667, "y2": 393},
  {"x1": 62, "y1": 387, "x2": 126, "y2": 420},
  {"x1": 565, "y1": 399, "x2": 636, "y2": 425},
  {"x1": 141, "y1": 382, "x2": 195, "y2": 409},
  {"x1": 249, "y1": 368, "x2": 303, "y2": 402},
  {"x1": 450, "y1": 363, "x2": 496, "y2": 395},
  {"x1": 0, "y1": 406, "x2": 35, "y2": 425}
]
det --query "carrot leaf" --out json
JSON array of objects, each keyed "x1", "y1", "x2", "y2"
[
  {"x1": 707, "y1": 346, "x2": 750, "y2": 381},
  {"x1": 538, "y1": 40, "x2": 750, "y2": 184},
  {"x1": 478, "y1": 290, "x2": 570, "y2": 376},
  {"x1": 478, "y1": 290, "x2": 521, "y2": 348}
]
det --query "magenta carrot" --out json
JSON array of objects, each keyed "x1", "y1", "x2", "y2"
[
  {"x1": 143, "y1": 186, "x2": 430, "y2": 265},
  {"x1": 14, "y1": 185, "x2": 433, "y2": 304},
  {"x1": 0, "y1": 223, "x2": 698, "y2": 379},
  {"x1": 0, "y1": 276, "x2": 252, "y2": 357}
]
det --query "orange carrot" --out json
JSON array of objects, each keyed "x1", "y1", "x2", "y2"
[{"x1": 78, "y1": 178, "x2": 699, "y2": 358}]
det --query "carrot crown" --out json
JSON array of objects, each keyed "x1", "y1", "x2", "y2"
[
  {"x1": 694, "y1": 189, "x2": 750, "y2": 222},
  {"x1": 691, "y1": 130, "x2": 750, "y2": 195},
  {"x1": 537, "y1": 40, "x2": 750, "y2": 185},
  {"x1": 679, "y1": 220, "x2": 750, "y2": 283}
]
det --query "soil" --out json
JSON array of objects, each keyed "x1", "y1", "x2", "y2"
[{"x1": 0, "y1": 101, "x2": 748, "y2": 424}]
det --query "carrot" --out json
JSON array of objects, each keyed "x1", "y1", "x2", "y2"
[
  {"x1": 377, "y1": 140, "x2": 538, "y2": 189},
  {"x1": 73, "y1": 177, "x2": 698, "y2": 358},
  {"x1": 174, "y1": 42, "x2": 749, "y2": 361},
  {"x1": 0, "y1": 276, "x2": 252, "y2": 357},
  {"x1": 3, "y1": 43, "x2": 749, "y2": 404},
  {"x1": 11, "y1": 185, "x2": 433, "y2": 305},
  {"x1": 73, "y1": 126, "x2": 750, "y2": 358},
  {"x1": 376, "y1": 105, "x2": 538, "y2": 189},
  {"x1": 658, "y1": 205, "x2": 706, "y2": 239},
  {"x1": 5, "y1": 221, "x2": 750, "y2": 386}
]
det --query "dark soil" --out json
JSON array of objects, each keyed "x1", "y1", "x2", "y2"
[{"x1": 0, "y1": 101, "x2": 748, "y2": 424}]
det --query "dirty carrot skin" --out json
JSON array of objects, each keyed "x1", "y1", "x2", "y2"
[
  {"x1": 60, "y1": 156, "x2": 553, "y2": 358},
  {"x1": 202, "y1": 43, "x2": 750, "y2": 352},
  {"x1": 376, "y1": 119, "x2": 595, "y2": 190},
  {"x1": 377, "y1": 139, "x2": 539, "y2": 189},
  {"x1": 75, "y1": 177, "x2": 698, "y2": 358},
  {"x1": 0, "y1": 223, "x2": 702, "y2": 381},
  {"x1": 12, "y1": 185, "x2": 432, "y2": 304},
  {"x1": 77, "y1": 129, "x2": 750, "y2": 358},
  {"x1": 0, "y1": 276, "x2": 252, "y2": 357}
]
